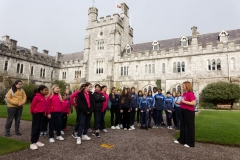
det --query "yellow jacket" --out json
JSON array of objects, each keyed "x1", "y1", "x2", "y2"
[{"x1": 6, "y1": 89, "x2": 27, "y2": 107}]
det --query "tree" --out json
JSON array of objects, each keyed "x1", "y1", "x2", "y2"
[
  {"x1": 52, "y1": 80, "x2": 67, "y2": 93},
  {"x1": 202, "y1": 82, "x2": 240, "y2": 106},
  {"x1": 156, "y1": 79, "x2": 161, "y2": 89},
  {"x1": 22, "y1": 83, "x2": 37, "y2": 102}
]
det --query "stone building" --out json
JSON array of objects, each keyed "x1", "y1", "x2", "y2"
[{"x1": 1, "y1": 3, "x2": 240, "y2": 101}]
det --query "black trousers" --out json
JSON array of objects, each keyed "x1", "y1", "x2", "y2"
[
  {"x1": 62, "y1": 113, "x2": 68, "y2": 130},
  {"x1": 130, "y1": 108, "x2": 137, "y2": 126},
  {"x1": 166, "y1": 111, "x2": 172, "y2": 126},
  {"x1": 172, "y1": 109, "x2": 177, "y2": 127},
  {"x1": 175, "y1": 107, "x2": 181, "y2": 129},
  {"x1": 31, "y1": 113, "x2": 44, "y2": 143},
  {"x1": 148, "y1": 109, "x2": 153, "y2": 126},
  {"x1": 94, "y1": 110, "x2": 101, "y2": 130},
  {"x1": 141, "y1": 112, "x2": 149, "y2": 126},
  {"x1": 122, "y1": 108, "x2": 130, "y2": 129},
  {"x1": 5, "y1": 107, "x2": 23, "y2": 135},
  {"x1": 74, "y1": 107, "x2": 80, "y2": 132},
  {"x1": 110, "y1": 105, "x2": 119, "y2": 126},
  {"x1": 137, "y1": 108, "x2": 140, "y2": 123},
  {"x1": 77, "y1": 112, "x2": 92, "y2": 137},
  {"x1": 41, "y1": 116, "x2": 49, "y2": 132},
  {"x1": 152, "y1": 108, "x2": 156, "y2": 125},
  {"x1": 177, "y1": 108, "x2": 195, "y2": 147},
  {"x1": 100, "y1": 111, "x2": 106, "y2": 130},
  {"x1": 49, "y1": 112, "x2": 62, "y2": 138}
]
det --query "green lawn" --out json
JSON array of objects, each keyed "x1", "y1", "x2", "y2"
[
  {"x1": 175, "y1": 110, "x2": 240, "y2": 146},
  {"x1": 0, "y1": 104, "x2": 112, "y2": 128},
  {"x1": 0, "y1": 136, "x2": 29, "y2": 156}
]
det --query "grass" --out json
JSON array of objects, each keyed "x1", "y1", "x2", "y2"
[
  {"x1": 175, "y1": 110, "x2": 240, "y2": 146},
  {"x1": 0, "y1": 104, "x2": 112, "y2": 128},
  {"x1": 0, "y1": 136, "x2": 29, "y2": 156}
]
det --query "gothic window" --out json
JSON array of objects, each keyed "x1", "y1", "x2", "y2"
[
  {"x1": 136, "y1": 65, "x2": 138, "y2": 73},
  {"x1": 152, "y1": 64, "x2": 155, "y2": 74},
  {"x1": 207, "y1": 59, "x2": 211, "y2": 71},
  {"x1": 230, "y1": 57, "x2": 235, "y2": 71},
  {"x1": 4, "y1": 61, "x2": 8, "y2": 71},
  {"x1": 144, "y1": 88, "x2": 147, "y2": 92},
  {"x1": 17, "y1": 63, "x2": 20, "y2": 73},
  {"x1": 62, "y1": 72, "x2": 66, "y2": 79},
  {"x1": 31, "y1": 66, "x2": 34, "y2": 75},
  {"x1": 121, "y1": 66, "x2": 129, "y2": 76},
  {"x1": 43, "y1": 69, "x2": 45, "y2": 77},
  {"x1": 124, "y1": 66, "x2": 126, "y2": 75},
  {"x1": 177, "y1": 85, "x2": 181, "y2": 92},
  {"x1": 218, "y1": 30, "x2": 229, "y2": 42},
  {"x1": 51, "y1": 70, "x2": 54, "y2": 79},
  {"x1": 40, "y1": 68, "x2": 43, "y2": 77},
  {"x1": 121, "y1": 67, "x2": 123, "y2": 76},
  {"x1": 97, "y1": 40, "x2": 105, "y2": 50},
  {"x1": 148, "y1": 86, "x2": 152, "y2": 91},
  {"x1": 96, "y1": 60, "x2": 103, "y2": 74},
  {"x1": 177, "y1": 62, "x2": 181, "y2": 73},
  {"x1": 182, "y1": 62, "x2": 185, "y2": 72},
  {"x1": 212, "y1": 59, "x2": 216, "y2": 70},
  {"x1": 125, "y1": 44, "x2": 131, "y2": 53},
  {"x1": 127, "y1": 66, "x2": 129, "y2": 75},
  {"x1": 20, "y1": 64, "x2": 23, "y2": 74},
  {"x1": 145, "y1": 65, "x2": 148, "y2": 74},
  {"x1": 217, "y1": 59, "x2": 221, "y2": 70},
  {"x1": 148, "y1": 64, "x2": 151, "y2": 74},
  {"x1": 173, "y1": 62, "x2": 176, "y2": 73},
  {"x1": 162, "y1": 63, "x2": 166, "y2": 73},
  {"x1": 180, "y1": 36, "x2": 188, "y2": 47},
  {"x1": 152, "y1": 40, "x2": 159, "y2": 50}
]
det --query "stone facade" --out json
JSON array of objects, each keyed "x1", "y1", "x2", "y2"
[{"x1": 1, "y1": 3, "x2": 240, "y2": 101}]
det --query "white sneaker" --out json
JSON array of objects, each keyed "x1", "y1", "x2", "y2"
[
  {"x1": 120, "y1": 124, "x2": 123, "y2": 129},
  {"x1": 61, "y1": 131, "x2": 64, "y2": 135},
  {"x1": 76, "y1": 137, "x2": 81, "y2": 144},
  {"x1": 115, "y1": 126, "x2": 120, "y2": 130},
  {"x1": 174, "y1": 140, "x2": 179, "y2": 144},
  {"x1": 184, "y1": 144, "x2": 190, "y2": 148},
  {"x1": 152, "y1": 125, "x2": 156, "y2": 128},
  {"x1": 49, "y1": 138, "x2": 55, "y2": 143},
  {"x1": 167, "y1": 126, "x2": 170, "y2": 129},
  {"x1": 130, "y1": 125, "x2": 135, "y2": 130},
  {"x1": 82, "y1": 135, "x2": 91, "y2": 140},
  {"x1": 111, "y1": 126, "x2": 116, "y2": 129},
  {"x1": 124, "y1": 128, "x2": 127, "y2": 130},
  {"x1": 128, "y1": 128, "x2": 132, "y2": 131},
  {"x1": 56, "y1": 136, "x2": 64, "y2": 141},
  {"x1": 30, "y1": 144, "x2": 38, "y2": 150},
  {"x1": 102, "y1": 129, "x2": 108, "y2": 133},
  {"x1": 36, "y1": 141, "x2": 45, "y2": 147},
  {"x1": 169, "y1": 126, "x2": 172, "y2": 130}
]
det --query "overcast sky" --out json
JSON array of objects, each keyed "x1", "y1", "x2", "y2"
[{"x1": 1, "y1": 0, "x2": 240, "y2": 56}]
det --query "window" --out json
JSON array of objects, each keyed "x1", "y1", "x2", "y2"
[
  {"x1": 43, "y1": 69, "x2": 45, "y2": 77},
  {"x1": 230, "y1": 58, "x2": 235, "y2": 71},
  {"x1": 136, "y1": 65, "x2": 138, "y2": 73},
  {"x1": 145, "y1": 65, "x2": 148, "y2": 74},
  {"x1": 127, "y1": 66, "x2": 129, "y2": 75},
  {"x1": 148, "y1": 86, "x2": 152, "y2": 91},
  {"x1": 17, "y1": 63, "x2": 20, "y2": 73},
  {"x1": 40, "y1": 68, "x2": 43, "y2": 77},
  {"x1": 218, "y1": 30, "x2": 229, "y2": 42},
  {"x1": 177, "y1": 85, "x2": 181, "y2": 92},
  {"x1": 4, "y1": 61, "x2": 8, "y2": 71},
  {"x1": 144, "y1": 88, "x2": 147, "y2": 92},
  {"x1": 152, "y1": 40, "x2": 159, "y2": 50},
  {"x1": 173, "y1": 62, "x2": 176, "y2": 73},
  {"x1": 121, "y1": 67, "x2": 123, "y2": 76},
  {"x1": 97, "y1": 40, "x2": 104, "y2": 50},
  {"x1": 217, "y1": 59, "x2": 221, "y2": 70},
  {"x1": 126, "y1": 48, "x2": 131, "y2": 53},
  {"x1": 31, "y1": 66, "x2": 34, "y2": 75},
  {"x1": 148, "y1": 64, "x2": 151, "y2": 74},
  {"x1": 162, "y1": 63, "x2": 165, "y2": 73},
  {"x1": 124, "y1": 66, "x2": 126, "y2": 75},
  {"x1": 180, "y1": 36, "x2": 188, "y2": 47},
  {"x1": 62, "y1": 72, "x2": 66, "y2": 79},
  {"x1": 125, "y1": 44, "x2": 131, "y2": 53},
  {"x1": 208, "y1": 59, "x2": 211, "y2": 70},
  {"x1": 75, "y1": 70, "x2": 81, "y2": 78},
  {"x1": 51, "y1": 70, "x2": 54, "y2": 79},
  {"x1": 96, "y1": 60, "x2": 103, "y2": 74},
  {"x1": 152, "y1": 64, "x2": 155, "y2": 74},
  {"x1": 177, "y1": 62, "x2": 181, "y2": 73},
  {"x1": 20, "y1": 64, "x2": 23, "y2": 74},
  {"x1": 212, "y1": 59, "x2": 216, "y2": 70},
  {"x1": 145, "y1": 64, "x2": 155, "y2": 74},
  {"x1": 182, "y1": 62, "x2": 185, "y2": 72},
  {"x1": 121, "y1": 66, "x2": 129, "y2": 76}
]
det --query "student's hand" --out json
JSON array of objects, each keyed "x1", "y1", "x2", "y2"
[
  {"x1": 18, "y1": 103, "x2": 22, "y2": 107},
  {"x1": 128, "y1": 110, "x2": 130, "y2": 112},
  {"x1": 47, "y1": 114, "x2": 51, "y2": 119},
  {"x1": 181, "y1": 99, "x2": 186, "y2": 104},
  {"x1": 141, "y1": 110, "x2": 143, "y2": 113},
  {"x1": 116, "y1": 99, "x2": 118, "y2": 101},
  {"x1": 120, "y1": 110, "x2": 123, "y2": 113},
  {"x1": 135, "y1": 108, "x2": 138, "y2": 111},
  {"x1": 147, "y1": 109, "x2": 149, "y2": 112}
]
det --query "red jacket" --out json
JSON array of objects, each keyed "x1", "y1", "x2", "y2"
[
  {"x1": 70, "y1": 90, "x2": 80, "y2": 107},
  {"x1": 30, "y1": 93, "x2": 47, "y2": 114},
  {"x1": 47, "y1": 94, "x2": 62, "y2": 114},
  {"x1": 62, "y1": 99, "x2": 71, "y2": 114},
  {"x1": 102, "y1": 91, "x2": 109, "y2": 112}
]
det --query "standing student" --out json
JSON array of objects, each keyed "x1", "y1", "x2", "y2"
[
  {"x1": 109, "y1": 87, "x2": 120, "y2": 130},
  {"x1": 139, "y1": 94, "x2": 150, "y2": 130},
  {"x1": 174, "y1": 82, "x2": 196, "y2": 148},
  {"x1": 146, "y1": 91, "x2": 155, "y2": 128},
  {"x1": 76, "y1": 82, "x2": 95, "y2": 145},
  {"x1": 61, "y1": 93, "x2": 71, "y2": 135},
  {"x1": 100, "y1": 85, "x2": 109, "y2": 132},
  {"x1": 154, "y1": 89, "x2": 165, "y2": 128},
  {"x1": 92, "y1": 84, "x2": 106, "y2": 138},
  {"x1": 30, "y1": 85, "x2": 48, "y2": 150},
  {"x1": 63, "y1": 88, "x2": 71, "y2": 131},
  {"x1": 130, "y1": 87, "x2": 138, "y2": 130},
  {"x1": 152, "y1": 87, "x2": 158, "y2": 128},
  {"x1": 172, "y1": 92, "x2": 177, "y2": 129},
  {"x1": 47, "y1": 84, "x2": 64, "y2": 143},
  {"x1": 165, "y1": 92, "x2": 175, "y2": 129},
  {"x1": 174, "y1": 91, "x2": 182, "y2": 130},
  {"x1": 40, "y1": 89, "x2": 49, "y2": 136},
  {"x1": 117, "y1": 90, "x2": 123, "y2": 128},
  {"x1": 70, "y1": 84, "x2": 85, "y2": 138},
  {"x1": 4, "y1": 80, "x2": 27, "y2": 137},
  {"x1": 136, "y1": 91, "x2": 143, "y2": 126},
  {"x1": 120, "y1": 88, "x2": 131, "y2": 130}
]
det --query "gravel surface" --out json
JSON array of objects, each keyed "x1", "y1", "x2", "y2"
[{"x1": 0, "y1": 117, "x2": 240, "y2": 160}]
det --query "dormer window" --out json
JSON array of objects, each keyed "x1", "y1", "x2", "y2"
[
  {"x1": 125, "y1": 44, "x2": 131, "y2": 53},
  {"x1": 180, "y1": 36, "x2": 188, "y2": 47},
  {"x1": 218, "y1": 30, "x2": 229, "y2": 42},
  {"x1": 152, "y1": 40, "x2": 159, "y2": 50}
]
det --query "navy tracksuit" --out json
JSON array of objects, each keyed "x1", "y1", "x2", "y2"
[
  {"x1": 165, "y1": 97, "x2": 175, "y2": 126},
  {"x1": 146, "y1": 96, "x2": 155, "y2": 126},
  {"x1": 154, "y1": 94, "x2": 165, "y2": 126},
  {"x1": 139, "y1": 99, "x2": 150, "y2": 127},
  {"x1": 130, "y1": 93, "x2": 138, "y2": 126},
  {"x1": 136, "y1": 95, "x2": 143, "y2": 123}
]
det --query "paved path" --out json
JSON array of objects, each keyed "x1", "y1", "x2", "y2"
[{"x1": 0, "y1": 117, "x2": 240, "y2": 160}]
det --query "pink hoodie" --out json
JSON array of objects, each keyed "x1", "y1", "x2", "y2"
[
  {"x1": 102, "y1": 91, "x2": 109, "y2": 112},
  {"x1": 62, "y1": 99, "x2": 71, "y2": 114},
  {"x1": 47, "y1": 94, "x2": 62, "y2": 115},
  {"x1": 70, "y1": 90, "x2": 80, "y2": 107},
  {"x1": 30, "y1": 93, "x2": 47, "y2": 114}
]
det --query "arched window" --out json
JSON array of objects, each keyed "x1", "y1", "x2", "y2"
[
  {"x1": 177, "y1": 85, "x2": 181, "y2": 92},
  {"x1": 40, "y1": 68, "x2": 43, "y2": 77},
  {"x1": 20, "y1": 64, "x2": 23, "y2": 74},
  {"x1": 4, "y1": 61, "x2": 8, "y2": 71},
  {"x1": 51, "y1": 70, "x2": 54, "y2": 79},
  {"x1": 121, "y1": 67, "x2": 123, "y2": 76},
  {"x1": 144, "y1": 88, "x2": 147, "y2": 92},
  {"x1": 230, "y1": 57, "x2": 235, "y2": 71},
  {"x1": 148, "y1": 86, "x2": 152, "y2": 91},
  {"x1": 43, "y1": 69, "x2": 45, "y2": 77},
  {"x1": 31, "y1": 66, "x2": 34, "y2": 75},
  {"x1": 207, "y1": 59, "x2": 211, "y2": 70},
  {"x1": 212, "y1": 59, "x2": 216, "y2": 70},
  {"x1": 17, "y1": 63, "x2": 20, "y2": 73},
  {"x1": 136, "y1": 65, "x2": 138, "y2": 73},
  {"x1": 177, "y1": 62, "x2": 181, "y2": 73},
  {"x1": 145, "y1": 65, "x2": 148, "y2": 74},
  {"x1": 125, "y1": 44, "x2": 131, "y2": 53},
  {"x1": 149, "y1": 64, "x2": 151, "y2": 74},
  {"x1": 173, "y1": 62, "x2": 176, "y2": 73},
  {"x1": 182, "y1": 62, "x2": 185, "y2": 72},
  {"x1": 217, "y1": 59, "x2": 221, "y2": 70},
  {"x1": 162, "y1": 63, "x2": 165, "y2": 73},
  {"x1": 152, "y1": 64, "x2": 155, "y2": 74},
  {"x1": 152, "y1": 40, "x2": 159, "y2": 50}
]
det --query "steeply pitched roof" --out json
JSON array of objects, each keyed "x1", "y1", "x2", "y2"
[{"x1": 59, "y1": 51, "x2": 84, "y2": 62}]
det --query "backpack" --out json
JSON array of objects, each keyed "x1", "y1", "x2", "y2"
[{"x1": 4, "y1": 89, "x2": 14, "y2": 105}]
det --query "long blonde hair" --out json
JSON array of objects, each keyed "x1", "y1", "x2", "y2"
[{"x1": 48, "y1": 84, "x2": 62, "y2": 101}]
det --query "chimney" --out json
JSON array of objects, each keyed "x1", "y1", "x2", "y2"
[
  {"x1": 43, "y1": 50, "x2": 49, "y2": 55},
  {"x1": 31, "y1": 46, "x2": 38, "y2": 55},
  {"x1": 2, "y1": 35, "x2": 10, "y2": 43},
  {"x1": 9, "y1": 39, "x2": 17, "y2": 51},
  {"x1": 56, "y1": 52, "x2": 62, "y2": 61},
  {"x1": 191, "y1": 26, "x2": 198, "y2": 38}
]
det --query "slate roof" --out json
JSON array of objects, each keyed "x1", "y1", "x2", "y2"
[{"x1": 59, "y1": 51, "x2": 84, "y2": 62}]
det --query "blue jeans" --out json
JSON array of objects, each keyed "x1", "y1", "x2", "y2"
[
  {"x1": 156, "y1": 110, "x2": 163, "y2": 126},
  {"x1": 94, "y1": 110, "x2": 101, "y2": 130},
  {"x1": 77, "y1": 112, "x2": 92, "y2": 137}
]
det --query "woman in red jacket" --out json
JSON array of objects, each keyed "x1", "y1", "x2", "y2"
[{"x1": 30, "y1": 85, "x2": 48, "y2": 150}]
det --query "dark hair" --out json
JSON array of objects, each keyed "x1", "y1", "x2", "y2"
[
  {"x1": 12, "y1": 80, "x2": 23, "y2": 93},
  {"x1": 85, "y1": 82, "x2": 92, "y2": 87},
  {"x1": 62, "y1": 92, "x2": 67, "y2": 97},
  {"x1": 153, "y1": 87, "x2": 157, "y2": 90},
  {"x1": 111, "y1": 87, "x2": 116, "y2": 91},
  {"x1": 33, "y1": 85, "x2": 47, "y2": 97},
  {"x1": 121, "y1": 88, "x2": 130, "y2": 104},
  {"x1": 131, "y1": 87, "x2": 135, "y2": 90},
  {"x1": 158, "y1": 88, "x2": 162, "y2": 91},
  {"x1": 79, "y1": 84, "x2": 85, "y2": 91},
  {"x1": 148, "y1": 90, "x2": 152, "y2": 96},
  {"x1": 101, "y1": 85, "x2": 107, "y2": 90},
  {"x1": 138, "y1": 90, "x2": 143, "y2": 96},
  {"x1": 167, "y1": 91, "x2": 171, "y2": 94},
  {"x1": 95, "y1": 84, "x2": 101, "y2": 88}
]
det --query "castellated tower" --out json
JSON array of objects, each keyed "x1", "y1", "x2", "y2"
[{"x1": 84, "y1": 3, "x2": 133, "y2": 87}]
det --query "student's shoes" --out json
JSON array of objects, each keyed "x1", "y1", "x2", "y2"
[
  {"x1": 130, "y1": 125, "x2": 135, "y2": 130},
  {"x1": 140, "y1": 126, "x2": 144, "y2": 129},
  {"x1": 128, "y1": 128, "x2": 132, "y2": 131},
  {"x1": 49, "y1": 138, "x2": 55, "y2": 143},
  {"x1": 94, "y1": 132, "x2": 100, "y2": 138},
  {"x1": 123, "y1": 128, "x2": 127, "y2": 131},
  {"x1": 115, "y1": 126, "x2": 120, "y2": 130},
  {"x1": 148, "y1": 125, "x2": 152, "y2": 129},
  {"x1": 119, "y1": 124, "x2": 123, "y2": 129},
  {"x1": 102, "y1": 129, "x2": 108, "y2": 132},
  {"x1": 184, "y1": 144, "x2": 190, "y2": 148},
  {"x1": 88, "y1": 128, "x2": 93, "y2": 133},
  {"x1": 111, "y1": 126, "x2": 116, "y2": 129},
  {"x1": 44, "y1": 132, "x2": 47, "y2": 136},
  {"x1": 30, "y1": 144, "x2": 38, "y2": 150},
  {"x1": 72, "y1": 132, "x2": 78, "y2": 138},
  {"x1": 16, "y1": 132, "x2": 22, "y2": 136},
  {"x1": 137, "y1": 123, "x2": 141, "y2": 127},
  {"x1": 61, "y1": 131, "x2": 64, "y2": 135},
  {"x1": 56, "y1": 136, "x2": 64, "y2": 141},
  {"x1": 40, "y1": 132, "x2": 44, "y2": 136},
  {"x1": 169, "y1": 126, "x2": 173, "y2": 130},
  {"x1": 145, "y1": 127, "x2": 148, "y2": 130},
  {"x1": 36, "y1": 141, "x2": 45, "y2": 147},
  {"x1": 152, "y1": 125, "x2": 156, "y2": 129},
  {"x1": 174, "y1": 140, "x2": 179, "y2": 144},
  {"x1": 76, "y1": 137, "x2": 81, "y2": 144},
  {"x1": 82, "y1": 135, "x2": 91, "y2": 140},
  {"x1": 167, "y1": 126, "x2": 170, "y2": 129}
]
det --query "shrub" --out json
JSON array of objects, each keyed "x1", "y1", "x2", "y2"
[{"x1": 22, "y1": 83, "x2": 37, "y2": 102}]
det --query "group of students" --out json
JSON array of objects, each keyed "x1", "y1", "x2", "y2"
[{"x1": 4, "y1": 79, "x2": 196, "y2": 150}]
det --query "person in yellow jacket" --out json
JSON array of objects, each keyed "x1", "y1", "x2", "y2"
[{"x1": 4, "y1": 80, "x2": 27, "y2": 137}]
